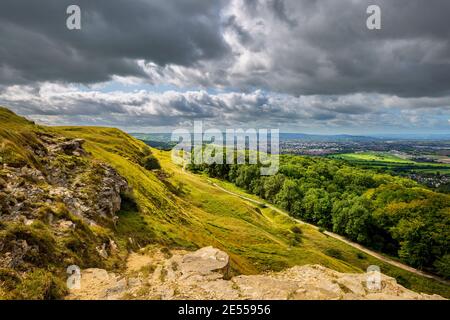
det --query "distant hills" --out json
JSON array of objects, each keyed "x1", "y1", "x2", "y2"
[
  {"x1": 278, "y1": 133, "x2": 378, "y2": 142},
  {"x1": 130, "y1": 132, "x2": 378, "y2": 143},
  {"x1": 130, "y1": 132, "x2": 450, "y2": 143},
  {"x1": 372, "y1": 134, "x2": 450, "y2": 141}
]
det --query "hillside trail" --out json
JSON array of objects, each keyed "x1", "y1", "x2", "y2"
[{"x1": 209, "y1": 182, "x2": 449, "y2": 285}]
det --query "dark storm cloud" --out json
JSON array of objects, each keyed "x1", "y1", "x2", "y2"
[
  {"x1": 224, "y1": 16, "x2": 255, "y2": 48},
  {"x1": 268, "y1": 0, "x2": 297, "y2": 27},
  {"x1": 207, "y1": 0, "x2": 450, "y2": 97},
  {"x1": 293, "y1": 0, "x2": 450, "y2": 97},
  {"x1": 0, "y1": 0, "x2": 449, "y2": 132},
  {"x1": 1, "y1": 0, "x2": 449, "y2": 98},
  {"x1": 0, "y1": 0, "x2": 229, "y2": 85}
]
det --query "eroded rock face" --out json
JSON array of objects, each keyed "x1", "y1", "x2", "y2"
[
  {"x1": 0, "y1": 135, "x2": 129, "y2": 226},
  {"x1": 67, "y1": 247, "x2": 445, "y2": 300},
  {"x1": 49, "y1": 138, "x2": 87, "y2": 156},
  {"x1": 0, "y1": 134, "x2": 129, "y2": 270}
]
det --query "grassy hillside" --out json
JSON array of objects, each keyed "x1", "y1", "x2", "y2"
[
  {"x1": 55, "y1": 126, "x2": 450, "y2": 297},
  {"x1": 55, "y1": 126, "x2": 361, "y2": 274},
  {"x1": 0, "y1": 108, "x2": 132, "y2": 298},
  {"x1": 1, "y1": 107, "x2": 449, "y2": 298}
]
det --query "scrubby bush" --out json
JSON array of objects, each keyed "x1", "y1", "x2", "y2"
[
  {"x1": 143, "y1": 154, "x2": 161, "y2": 170},
  {"x1": 434, "y1": 255, "x2": 450, "y2": 279},
  {"x1": 324, "y1": 248, "x2": 343, "y2": 259},
  {"x1": 356, "y1": 252, "x2": 367, "y2": 260},
  {"x1": 0, "y1": 222, "x2": 58, "y2": 267},
  {"x1": 291, "y1": 225, "x2": 302, "y2": 234},
  {"x1": 0, "y1": 268, "x2": 21, "y2": 291},
  {"x1": 10, "y1": 269, "x2": 67, "y2": 300}
]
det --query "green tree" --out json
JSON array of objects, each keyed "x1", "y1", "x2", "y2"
[
  {"x1": 332, "y1": 196, "x2": 372, "y2": 244},
  {"x1": 275, "y1": 179, "x2": 303, "y2": 212},
  {"x1": 262, "y1": 174, "x2": 285, "y2": 202},
  {"x1": 302, "y1": 188, "x2": 332, "y2": 226},
  {"x1": 434, "y1": 254, "x2": 450, "y2": 279}
]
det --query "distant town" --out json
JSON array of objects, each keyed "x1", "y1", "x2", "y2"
[{"x1": 132, "y1": 132, "x2": 450, "y2": 192}]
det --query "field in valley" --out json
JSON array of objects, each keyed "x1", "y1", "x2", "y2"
[{"x1": 330, "y1": 151, "x2": 450, "y2": 174}]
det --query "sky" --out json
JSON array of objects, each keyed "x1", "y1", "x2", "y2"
[{"x1": 0, "y1": 0, "x2": 449, "y2": 134}]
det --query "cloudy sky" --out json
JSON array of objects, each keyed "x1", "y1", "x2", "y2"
[{"x1": 0, "y1": 0, "x2": 449, "y2": 134}]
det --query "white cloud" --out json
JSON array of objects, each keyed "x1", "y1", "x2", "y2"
[{"x1": 1, "y1": 83, "x2": 449, "y2": 133}]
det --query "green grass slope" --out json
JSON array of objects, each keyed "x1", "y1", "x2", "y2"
[
  {"x1": 1, "y1": 107, "x2": 449, "y2": 298},
  {"x1": 56, "y1": 126, "x2": 450, "y2": 297}
]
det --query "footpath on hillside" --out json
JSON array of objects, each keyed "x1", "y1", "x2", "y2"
[{"x1": 210, "y1": 182, "x2": 449, "y2": 285}]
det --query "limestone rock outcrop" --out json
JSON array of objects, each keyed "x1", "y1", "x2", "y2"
[
  {"x1": 0, "y1": 133, "x2": 129, "y2": 272},
  {"x1": 67, "y1": 246, "x2": 445, "y2": 300},
  {"x1": 181, "y1": 246, "x2": 230, "y2": 278},
  {"x1": 0, "y1": 135, "x2": 128, "y2": 226}
]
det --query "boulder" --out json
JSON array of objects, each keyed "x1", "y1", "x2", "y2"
[
  {"x1": 181, "y1": 246, "x2": 230, "y2": 278},
  {"x1": 56, "y1": 139, "x2": 86, "y2": 156},
  {"x1": 66, "y1": 247, "x2": 446, "y2": 301}
]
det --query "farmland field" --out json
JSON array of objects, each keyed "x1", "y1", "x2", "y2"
[
  {"x1": 329, "y1": 152, "x2": 450, "y2": 175},
  {"x1": 331, "y1": 152, "x2": 414, "y2": 163}
]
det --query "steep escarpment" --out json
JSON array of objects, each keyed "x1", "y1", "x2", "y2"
[
  {"x1": 1, "y1": 107, "x2": 449, "y2": 299},
  {"x1": 0, "y1": 108, "x2": 133, "y2": 299},
  {"x1": 1, "y1": 136, "x2": 129, "y2": 226}
]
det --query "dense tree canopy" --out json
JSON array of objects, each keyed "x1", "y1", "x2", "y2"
[{"x1": 188, "y1": 154, "x2": 450, "y2": 278}]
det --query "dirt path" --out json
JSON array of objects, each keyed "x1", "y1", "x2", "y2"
[{"x1": 210, "y1": 182, "x2": 449, "y2": 285}]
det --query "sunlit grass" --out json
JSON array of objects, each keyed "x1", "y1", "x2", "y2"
[
  {"x1": 1, "y1": 106, "x2": 446, "y2": 298},
  {"x1": 331, "y1": 152, "x2": 415, "y2": 163}
]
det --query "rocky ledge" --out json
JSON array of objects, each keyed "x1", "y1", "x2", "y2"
[
  {"x1": 67, "y1": 246, "x2": 445, "y2": 300},
  {"x1": 0, "y1": 135, "x2": 129, "y2": 226},
  {"x1": 0, "y1": 134, "x2": 129, "y2": 274}
]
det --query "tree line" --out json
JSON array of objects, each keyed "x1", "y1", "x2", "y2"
[{"x1": 188, "y1": 154, "x2": 450, "y2": 278}]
